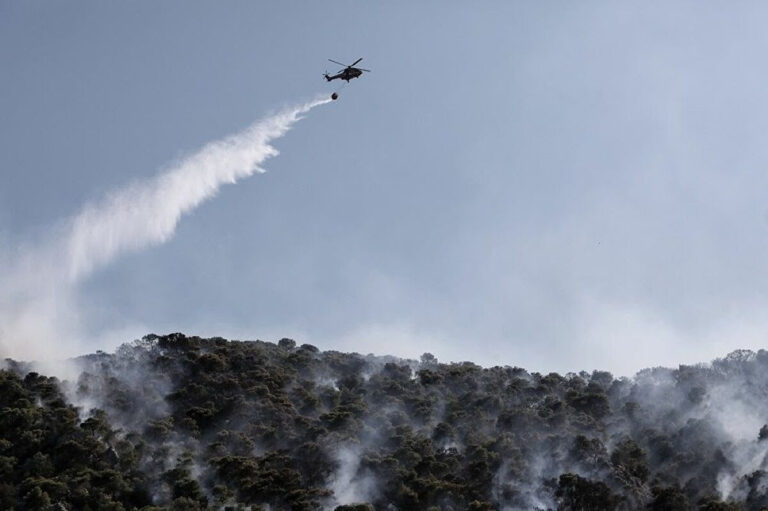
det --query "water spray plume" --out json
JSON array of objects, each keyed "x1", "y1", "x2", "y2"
[
  {"x1": 66, "y1": 95, "x2": 331, "y2": 281},
  {"x1": 0, "y1": 95, "x2": 331, "y2": 360}
]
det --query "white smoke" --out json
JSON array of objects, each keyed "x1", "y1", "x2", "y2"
[
  {"x1": 0, "y1": 96, "x2": 331, "y2": 361},
  {"x1": 328, "y1": 445, "x2": 378, "y2": 508}
]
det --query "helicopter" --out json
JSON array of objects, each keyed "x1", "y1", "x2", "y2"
[{"x1": 324, "y1": 58, "x2": 371, "y2": 82}]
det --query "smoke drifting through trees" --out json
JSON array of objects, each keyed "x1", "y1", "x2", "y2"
[
  {"x1": 0, "y1": 97, "x2": 330, "y2": 361},
  {"x1": 4, "y1": 334, "x2": 768, "y2": 509}
]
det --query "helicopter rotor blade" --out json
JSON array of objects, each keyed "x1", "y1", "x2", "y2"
[
  {"x1": 350, "y1": 58, "x2": 363, "y2": 67},
  {"x1": 358, "y1": 68, "x2": 371, "y2": 72},
  {"x1": 328, "y1": 59, "x2": 348, "y2": 67}
]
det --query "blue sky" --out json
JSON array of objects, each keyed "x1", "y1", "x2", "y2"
[{"x1": 3, "y1": 1, "x2": 768, "y2": 375}]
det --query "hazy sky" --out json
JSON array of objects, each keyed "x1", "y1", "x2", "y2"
[{"x1": 3, "y1": 1, "x2": 768, "y2": 375}]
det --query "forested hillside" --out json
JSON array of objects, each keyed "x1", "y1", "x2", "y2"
[{"x1": 3, "y1": 333, "x2": 768, "y2": 510}]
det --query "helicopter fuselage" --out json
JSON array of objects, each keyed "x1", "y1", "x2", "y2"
[{"x1": 325, "y1": 67, "x2": 363, "y2": 82}]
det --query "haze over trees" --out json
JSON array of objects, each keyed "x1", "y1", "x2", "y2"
[{"x1": 2, "y1": 333, "x2": 768, "y2": 509}]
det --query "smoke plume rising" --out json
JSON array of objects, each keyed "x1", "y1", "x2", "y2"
[{"x1": 0, "y1": 96, "x2": 331, "y2": 361}]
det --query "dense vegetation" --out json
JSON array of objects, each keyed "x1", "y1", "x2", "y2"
[
  {"x1": 0, "y1": 368, "x2": 150, "y2": 509},
  {"x1": 3, "y1": 333, "x2": 768, "y2": 509}
]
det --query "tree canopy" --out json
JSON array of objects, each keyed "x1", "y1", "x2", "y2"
[{"x1": 3, "y1": 333, "x2": 767, "y2": 509}]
